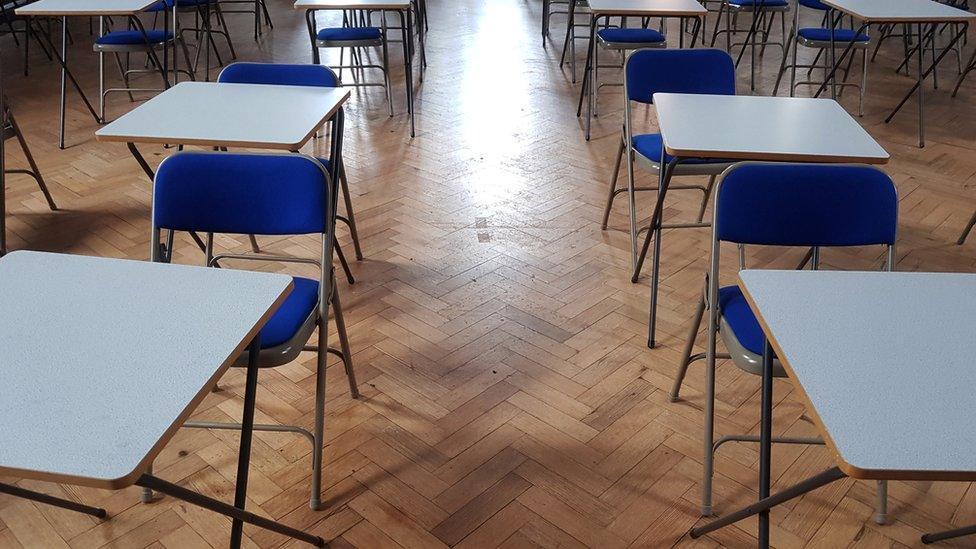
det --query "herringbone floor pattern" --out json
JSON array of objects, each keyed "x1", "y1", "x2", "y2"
[{"x1": 1, "y1": 0, "x2": 976, "y2": 546}]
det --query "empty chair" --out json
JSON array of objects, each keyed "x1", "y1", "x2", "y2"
[
  {"x1": 672, "y1": 162, "x2": 898, "y2": 522},
  {"x1": 773, "y1": 0, "x2": 870, "y2": 116},
  {"x1": 710, "y1": 0, "x2": 791, "y2": 90},
  {"x1": 602, "y1": 48, "x2": 736, "y2": 276},
  {"x1": 217, "y1": 62, "x2": 364, "y2": 283},
  {"x1": 150, "y1": 151, "x2": 359, "y2": 510},
  {"x1": 310, "y1": 10, "x2": 394, "y2": 116},
  {"x1": 93, "y1": 13, "x2": 195, "y2": 122}
]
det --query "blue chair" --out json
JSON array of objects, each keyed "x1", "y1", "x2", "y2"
[
  {"x1": 217, "y1": 62, "x2": 363, "y2": 282},
  {"x1": 310, "y1": 10, "x2": 394, "y2": 115},
  {"x1": 151, "y1": 151, "x2": 359, "y2": 511},
  {"x1": 672, "y1": 162, "x2": 897, "y2": 522},
  {"x1": 710, "y1": 0, "x2": 791, "y2": 90},
  {"x1": 773, "y1": 0, "x2": 869, "y2": 116},
  {"x1": 93, "y1": 15, "x2": 195, "y2": 121},
  {"x1": 602, "y1": 48, "x2": 737, "y2": 274},
  {"x1": 585, "y1": 20, "x2": 666, "y2": 134},
  {"x1": 146, "y1": 0, "x2": 236, "y2": 77}
]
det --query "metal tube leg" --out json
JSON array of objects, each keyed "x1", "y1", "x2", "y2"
[
  {"x1": 141, "y1": 462, "x2": 157, "y2": 503},
  {"x1": 601, "y1": 137, "x2": 625, "y2": 229},
  {"x1": 403, "y1": 8, "x2": 415, "y2": 137},
  {"x1": 625, "y1": 138, "x2": 639, "y2": 271},
  {"x1": 58, "y1": 17, "x2": 67, "y2": 150},
  {"x1": 922, "y1": 523, "x2": 976, "y2": 544},
  {"x1": 331, "y1": 286, "x2": 359, "y2": 398},
  {"x1": 859, "y1": 47, "x2": 867, "y2": 116},
  {"x1": 670, "y1": 292, "x2": 705, "y2": 402},
  {"x1": 696, "y1": 174, "x2": 716, "y2": 223},
  {"x1": 701, "y1": 278, "x2": 717, "y2": 515},
  {"x1": 0, "y1": 482, "x2": 107, "y2": 518},
  {"x1": 957, "y1": 210, "x2": 976, "y2": 244},
  {"x1": 381, "y1": 13, "x2": 393, "y2": 118},
  {"x1": 98, "y1": 17, "x2": 105, "y2": 122},
  {"x1": 758, "y1": 339, "x2": 774, "y2": 547},
  {"x1": 229, "y1": 335, "x2": 261, "y2": 548},
  {"x1": 309, "y1": 295, "x2": 329, "y2": 510},
  {"x1": 247, "y1": 234, "x2": 260, "y2": 253},
  {"x1": 875, "y1": 480, "x2": 888, "y2": 524},
  {"x1": 338, "y1": 162, "x2": 363, "y2": 259},
  {"x1": 691, "y1": 467, "x2": 847, "y2": 538},
  {"x1": 135, "y1": 474, "x2": 324, "y2": 547},
  {"x1": 917, "y1": 23, "x2": 925, "y2": 147}
]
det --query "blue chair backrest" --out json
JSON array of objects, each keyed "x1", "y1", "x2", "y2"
[
  {"x1": 625, "y1": 49, "x2": 736, "y2": 105},
  {"x1": 153, "y1": 152, "x2": 331, "y2": 235},
  {"x1": 218, "y1": 62, "x2": 339, "y2": 88},
  {"x1": 798, "y1": 0, "x2": 830, "y2": 10},
  {"x1": 716, "y1": 164, "x2": 898, "y2": 247}
]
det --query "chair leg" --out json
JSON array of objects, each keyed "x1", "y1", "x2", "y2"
[
  {"x1": 331, "y1": 285, "x2": 359, "y2": 399},
  {"x1": 875, "y1": 480, "x2": 888, "y2": 524},
  {"x1": 859, "y1": 47, "x2": 867, "y2": 116},
  {"x1": 625, "y1": 140, "x2": 639, "y2": 271},
  {"x1": 309, "y1": 305, "x2": 329, "y2": 511},
  {"x1": 334, "y1": 241, "x2": 355, "y2": 284},
  {"x1": 696, "y1": 174, "x2": 716, "y2": 223},
  {"x1": 957, "y1": 209, "x2": 976, "y2": 244},
  {"x1": 9, "y1": 112, "x2": 57, "y2": 211},
  {"x1": 338, "y1": 162, "x2": 363, "y2": 260},
  {"x1": 671, "y1": 291, "x2": 705, "y2": 402},
  {"x1": 381, "y1": 24, "x2": 394, "y2": 117},
  {"x1": 601, "y1": 137, "x2": 625, "y2": 230},
  {"x1": 248, "y1": 234, "x2": 260, "y2": 253}
]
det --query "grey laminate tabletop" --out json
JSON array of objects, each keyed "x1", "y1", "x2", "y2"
[
  {"x1": 739, "y1": 269, "x2": 976, "y2": 481},
  {"x1": 0, "y1": 251, "x2": 292, "y2": 488},
  {"x1": 821, "y1": 0, "x2": 976, "y2": 23},
  {"x1": 653, "y1": 93, "x2": 890, "y2": 163},
  {"x1": 16, "y1": 0, "x2": 158, "y2": 16},
  {"x1": 95, "y1": 81, "x2": 350, "y2": 149},
  {"x1": 586, "y1": 0, "x2": 707, "y2": 16}
]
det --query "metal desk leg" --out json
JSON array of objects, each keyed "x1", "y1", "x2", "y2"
[
  {"x1": 58, "y1": 17, "x2": 67, "y2": 149},
  {"x1": 689, "y1": 467, "x2": 846, "y2": 540},
  {"x1": 758, "y1": 339, "x2": 774, "y2": 547},
  {"x1": 0, "y1": 482, "x2": 107, "y2": 518},
  {"x1": 922, "y1": 523, "x2": 976, "y2": 544},
  {"x1": 306, "y1": 10, "x2": 320, "y2": 64},
  {"x1": 403, "y1": 7, "x2": 415, "y2": 137},
  {"x1": 29, "y1": 17, "x2": 99, "y2": 149},
  {"x1": 229, "y1": 335, "x2": 261, "y2": 548},
  {"x1": 884, "y1": 23, "x2": 968, "y2": 148},
  {"x1": 580, "y1": 16, "x2": 597, "y2": 141}
]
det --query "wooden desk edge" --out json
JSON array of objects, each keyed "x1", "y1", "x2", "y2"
[
  {"x1": 661, "y1": 146, "x2": 890, "y2": 164},
  {"x1": 736, "y1": 273, "x2": 976, "y2": 483},
  {"x1": 0, "y1": 279, "x2": 294, "y2": 490}
]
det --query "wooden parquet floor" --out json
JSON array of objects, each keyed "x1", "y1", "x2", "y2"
[{"x1": 2, "y1": 0, "x2": 976, "y2": 547}]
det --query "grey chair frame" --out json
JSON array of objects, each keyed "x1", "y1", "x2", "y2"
[
  {"x1": 602, "y1": 49, "x2": 735, "y2": 275},
  {"x1": 147, "y1": 152, "x2": 358, "y2": 512},
  {"x1": 315, "y1": 9, "x2": 394, "y2": 117},
  {"x1": 710, "y1": 0, "x2": 791, "y2": 91},
  {"x1": 670, "y1": 161, "x2": 893, "y2": 523},
  {"x1": 773, "y1": 1, "x2": 869, "y2": 116}
]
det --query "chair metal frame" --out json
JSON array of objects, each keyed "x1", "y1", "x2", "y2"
[
  {"x1": 773, "y1": 0, "x2": 869, "y2": 116},
  {"x1": 710, "y1": 0, "x2": 791, "y2": 91},
  {"x1": 147, "y1": 151, "x2": 358, "y2": 512},
  {"x1": 602, "y1": 49, "x2": 736, "y2": 275},
  {"x1": 671, "y1": 162, "x2": 896, "y2": 522},
  {"x1": 94, "y1": 13, "x2": 195, "y2": 123}
]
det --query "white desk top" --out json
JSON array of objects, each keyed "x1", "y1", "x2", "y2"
[
  {"x1": 16, "y1": 0, "x2": 159, "y2": 16},
  {"x1": 739, "y1": 270, "x2": 976, "y2": 481},
  {"x1": 96, "y1": 81, "x2": 350, "y2": 149},
  {"x1": 653, "y1": 93, "x2": 890, "y2": 163},
  {"x1": 587, "y1": 0, "x2": 707, "y2": 16},
  {"x1": 0, "y1": 251, "x2": 291, "y2": 489},
  {"x1": 821, "y1": 0, "x2": 976, "y2": 23},
  {"x1": 294, "y1": 0, "x2": 410, "y2": 10}
]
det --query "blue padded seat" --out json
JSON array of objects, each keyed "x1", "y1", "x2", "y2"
[
  {"x1": 718, "y1": 286, "x2": 763, "y2": 354},
  {"x1": 632, "y1": 133, "x2": 725, "y2": 165},
  {"x1": 145, "y1": 0, "x2": 213, "y2": 11},
  {"x1": 96, "y1": 29, "x2": 173, "y2": 45},
  {"x1": 598, "y1": 27, "x2": 665, "y2": 44},
  {"x1": 729, "y1": 0, "x2": 788, "y2": 6},
  {"x1": 219, "y1": 62, "x2": 339, "y2": 88},
  {"x1": 798, "y1": 27, "x2": 870, "y2": 42},
  {"x1": 262, "y1": 277, "x2": 319, "y2": 348},
  {"x1": 798, "y1": 0, "x2": 829, "y2": 9},
  {"x1": 317, "y1": 27, "x2": 382, "y2": 41}
]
